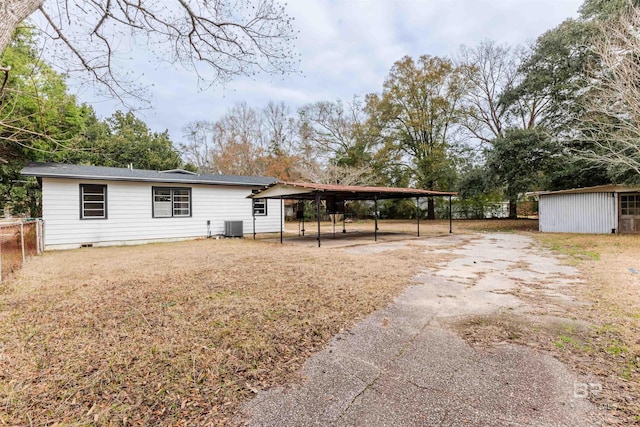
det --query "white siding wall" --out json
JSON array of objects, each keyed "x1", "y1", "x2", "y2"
[
  {"x1": 539, "y1": 192, "x2": 618, "y2": 234},
  {"x1": 42, "y1": 178, "x2": 282, "y2": 249}
]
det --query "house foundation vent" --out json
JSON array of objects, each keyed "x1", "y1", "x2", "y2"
[{"x1": 224, "y1": 221, "x2": 243, "y2": 237}]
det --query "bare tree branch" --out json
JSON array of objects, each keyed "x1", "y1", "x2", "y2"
[
  {"x1": 456, "y1": 40, "x2": 540, "y2": 147},
  {"x1": 294, "y1": 162, "x2": 374, "y2": 187},
  {"x1": 1, "y1": 0, "x2": 297, "y2": 107},
  {"x1": 577, "y1": 4, "x2": 640, "y2": 181}
]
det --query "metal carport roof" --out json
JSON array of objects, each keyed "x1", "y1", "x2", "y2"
[
  {"x1": 248, "y1": 181, "x2": 458, "y2": 247},
  {"x1": 248, "y1": 181, "x2": 457, "y2": 200}
]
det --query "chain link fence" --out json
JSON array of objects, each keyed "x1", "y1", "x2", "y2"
[{"x1": 0, "y1": 220, "x2": 44, "y2": 283}]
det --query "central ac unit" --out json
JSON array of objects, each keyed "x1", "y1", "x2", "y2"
[{"x1": 224, "y1": 220, "x2": 243, "y2": 237}]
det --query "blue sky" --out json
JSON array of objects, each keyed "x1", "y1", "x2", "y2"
[{"x1": 66, "y1": 0, "x2": 584, "y2": 145}]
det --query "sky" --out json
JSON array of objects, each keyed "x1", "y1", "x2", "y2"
[{"x1": 68, "y1": 0, "x2": 585, "y2": 145}]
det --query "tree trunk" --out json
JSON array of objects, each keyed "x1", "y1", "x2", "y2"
[
  {"x1": 508, "y1": 197, "x2": 517, "y2": 219},
  {"x1": 0, "y1": 0, "x2": 43, "y2": 55},
  {"x1": 427, "y1": 197, "x2": 435, "y2": 220}
]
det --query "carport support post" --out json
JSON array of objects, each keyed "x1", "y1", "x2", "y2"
[
  {"x1": 316, "y1": 192, "x2": 321, "y2": 247},
  {"x1": 20, "y1": 222, "x2": 25, "y2": 264},
  {"x1": 416, "y1": 197, "x2": 420, "y2": 237},
  {"x1": 342, "y1": 201, "x2": 346, "y2": 233},
  {"x1": 298, "y1": 201, "x2": 305, "y2": 237},
  {"x1": 252, "y1": 202, "x2": 256, "y2": 240},
  {"x1": 374, "y1": 195, "x2": 378, "y2": 242},
  {"x1": 332, "y1": 212, "x2": 336, "y2": 238},
  {"x1": 280, "y1": 196, "x2": 283, "y2": 244},
  {"x1": 449, "y1": 195, "x2": 453, "y2": 234}
]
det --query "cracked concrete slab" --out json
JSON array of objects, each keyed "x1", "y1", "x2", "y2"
[{"x1": 239, "y1": 233, "x2": 605, "y2": 426}]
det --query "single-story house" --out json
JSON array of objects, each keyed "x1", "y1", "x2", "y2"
[
  {"x1": 21, "y1": 162, "x2": 283, "y2": 250},
  {"x1": 538, "y1": 185, "x2": 640, "y2": 234}
]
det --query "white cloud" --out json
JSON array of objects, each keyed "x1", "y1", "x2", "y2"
[{"x1": 79, "y1": 0, "x2": 584, "y2": 145}]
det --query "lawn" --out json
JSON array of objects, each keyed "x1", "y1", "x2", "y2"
[
  {"x1": 1, "y1": 218, "x2": 637, "y2": 425},
  {"x1": 0, "y1": 222, "x2": 457, "y2": 425},
  {"x1": 535, "y1": 232, "x2": 640, "y2": 421}
]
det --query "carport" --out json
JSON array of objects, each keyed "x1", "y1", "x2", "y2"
[{"x1": 249, "y1": 181, "x2": 457, "y2": 247}]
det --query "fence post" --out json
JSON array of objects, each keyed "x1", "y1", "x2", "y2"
[
  {"x1": 0, "y1": 232, "x2": 3, "y2": 285},
  {"x1": 20, "y1": 222, "x2": 26, "y2": 264},
  {"x1": 36, "y1": 220, "x2": 42, "y2": 254}
]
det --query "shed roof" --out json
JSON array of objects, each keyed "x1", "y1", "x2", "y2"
[
  {"x1": 249, "y1": 181, "x2": 457, "y2": 200},
  {"x1": 20, "y1": 162, "x2": 276, "y2": 187},
  {"x1": 536, "y1": 184, "x2": 640, "y2": 196}
]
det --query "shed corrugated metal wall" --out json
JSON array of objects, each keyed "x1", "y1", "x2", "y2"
[{"x1": 539, "y1": 192, "x2": 617, "y2": 234}]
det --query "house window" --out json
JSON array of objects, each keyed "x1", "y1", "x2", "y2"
[
  {"x1": 253, "y1": 198, "x2": 267, "y2": 216},
  {"x1": 80, "y1": 184, "x2": 107, "y2": 219},
  {"x1": 153, "y1": 187, "x2": 191, "y2": 218},
  {"x1": 621, "y1": 194, "x2": 640, "y2": 216}
]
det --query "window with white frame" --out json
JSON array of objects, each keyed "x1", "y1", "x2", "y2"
[
  {"x1": 80, "y1": 184, "x2": 107, "y2": 219},
  {"x1": 253, "y1": 198, "x2": 267, "y2": 216},
  {"x1": 153, "y1": 187, "x2": 191, "y2": 218}
]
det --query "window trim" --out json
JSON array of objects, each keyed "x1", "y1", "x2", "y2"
[
  {"x1": 79, "y1": 184, "x2": 108, "y2": 220},
  {"x1": 621, "y1": 194, "x2": 640, "y2": 216},
  {"x1": 152, "y1": 186, "x2": 192, "y2": 218},
  {"x1": 253, "y1": 198, "x2": 268, "y2": 216}
]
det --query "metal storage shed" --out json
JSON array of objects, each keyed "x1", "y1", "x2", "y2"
[{"x1": 538, "y1": 185, "x2": 640, "y2": 234}]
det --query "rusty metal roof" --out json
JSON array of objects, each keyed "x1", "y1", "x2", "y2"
[{"x1": 249, "y1": 181, "x2": 457, "y2": 200}]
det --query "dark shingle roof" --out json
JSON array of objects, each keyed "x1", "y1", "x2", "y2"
[{"x1": 20, "y1": 162, "x2": 276, "y2": 187}]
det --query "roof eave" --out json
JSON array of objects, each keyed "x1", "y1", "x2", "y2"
[
  {"x1": 22, "y1": 172, "x2": 268, "y2": 187},
  {"x1": 537, "y1": 184, "x2": 640, "y2": 196}
]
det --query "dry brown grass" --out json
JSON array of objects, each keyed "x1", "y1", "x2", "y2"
[
  {"x1": 0, "y1": 218, "x2": 594, "y2": 426},
  {"x1": 452, "y1": 218, "x2": 539, "y2": 233},
  {"x1": 0, "y1": 228, "x2": 454, "y2": 426},
  {"x1": 288, "y1": 218, "x2": 539, "y2": 235},
  {"x1": 536, "y1": 234, "x2": 640, "y2": 400},
  {"x1": 537, "y1": 233, "x2": 640, "y2": 345}
]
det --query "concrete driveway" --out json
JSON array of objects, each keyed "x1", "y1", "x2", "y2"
[{"x1": 239, "y1": 233, "x2": 605, "y2": 426}]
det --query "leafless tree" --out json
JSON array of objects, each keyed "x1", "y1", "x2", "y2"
[
  {"x1": 578, "y1": 5, "x2": 640, "y2": 179},
  {"x1": 456, "y1": 40, "x2": 547, "y2": 146},
  {"x1": 181, "y1": 101, "x2": 312, "y2": 179},
  {"x1": 457, "y1": 41, "x2": 518, "y2": 144},
  {"x1": 298, "y1": 97, "x2": 371, "y2": 166},
  {"x1": 179, "y1": 120, "x2": 218, "y2": 171},
  {"x1": 180, "y1": 102, "x2": 267, "y2": 175},
  {"x1": 0, "y1": 0, "x2": 297, "y2": 103},
  {"x1": 262, "y1": 100, "x2": 298, "y2": 155},
  {"x1": 294, "y1": 162, "x2": 374, "y2": 186}
]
